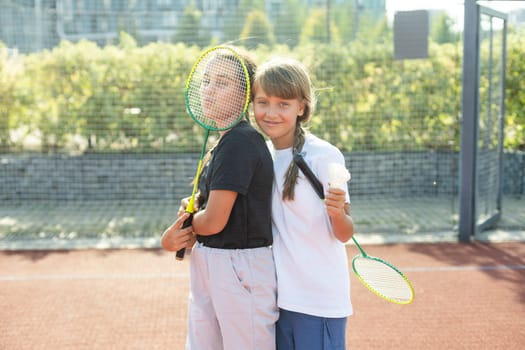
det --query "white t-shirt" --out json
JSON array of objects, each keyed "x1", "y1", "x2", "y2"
[{"x1": 269, "y1": 133, "x2": 353, "y2": 318}]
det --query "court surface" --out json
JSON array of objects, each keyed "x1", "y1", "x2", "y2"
[{"x1": 1, "y1": 241, "x2": 524, "y2": 349}]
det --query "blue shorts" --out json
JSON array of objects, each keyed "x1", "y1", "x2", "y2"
[{"x1": 276, "y1": 309, "x2": 347, "y2": 350}]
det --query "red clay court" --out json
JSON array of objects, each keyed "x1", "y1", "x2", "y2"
[{"x1": 1, "y1": 241, "x2": 524, "y2": 350}]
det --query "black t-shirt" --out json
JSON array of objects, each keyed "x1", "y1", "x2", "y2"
[{"x1": 196, "y1": 121, "x2": 274, "y2": 249}]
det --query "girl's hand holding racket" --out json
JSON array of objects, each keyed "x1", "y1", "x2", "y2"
[
  {"x1": 161, "y1": 213, "x2": 197, "y2": 253},
  {"x1": 178, "y1": 196, "x2": 199, "y2": 217},
  {"x1": 175, "y1": 46, "x2": 252, "y2": 261}
]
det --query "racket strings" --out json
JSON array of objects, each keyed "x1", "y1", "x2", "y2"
[
  {"x1": 353, "y1": 257, "x2": 414, "y2": 304},
  {"x1": 186, "y1": 48, "x2": 249, "y2": 130}
]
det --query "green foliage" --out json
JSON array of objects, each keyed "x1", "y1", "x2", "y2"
[
  {"x1": 173, "y1": 5, "x2": 211, "y2": 47},
  {"x1": 354, "y1": 11, "x2": 387, "y2": 43},
  {"x1": 13, "y1": 40, "x2": 200, "y2": 153},
  {"x1": 371, "y1": 16, "x2": 392, "y2": 44},
  {"x1": 124, "y1": 43, "x2": 201, "y2": 152},
  {"x1": 22, "y1": 40, "x2": 99, "y2": 152},
  {"x1": 505, "y1": 31, "x2": 525, "y2": 150},
  {"x1": 1, "y1": 30, "x2": 524, "y2": 154},
  {"x1": 240, "y1": 10, "x2": 275, "y2": 49},
  {"x1": 431, "y1": 12, "x2": 459, "y2": 44},
  {"x1": 118, "y1": 31, "x2": 138, "y2": 50},
  {"x1": 302, "y1": 41, "x2": 460, "y2": 151},
  {"x1": 0, "y1": 43, "x2": 24, "y2": 152},
  {"x1": 300, "y1": 8, "x2": 341, "y2": 45},
  {"x1": 273, "y1": 0, "x2": 304, "y2": 48},
  {"x1": 223, "y1": 0, "x2": 265, "y2": 44},
  {"x1": 332, "y1": 0, "x2": 357, "y2": 44}
]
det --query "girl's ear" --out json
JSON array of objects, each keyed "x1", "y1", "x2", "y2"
[{"x1": 298, "y1": 99, "x2": 306, "y2": 117}]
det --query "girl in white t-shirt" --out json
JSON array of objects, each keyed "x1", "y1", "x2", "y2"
[{"x1": 253, "y1": 56, "x2": 355, "y2": 350}]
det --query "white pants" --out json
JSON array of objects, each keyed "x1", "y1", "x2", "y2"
[{"x1": 186, "y1": 243, "x2": 278, "y2": 350}]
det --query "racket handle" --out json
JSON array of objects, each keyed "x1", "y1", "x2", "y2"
[
  {"x1": 175, "y1": 214, "x2": 194, "y2": 261},
  {"x1": 293, "y1": 152, "x2": 325, "y2": 200}
]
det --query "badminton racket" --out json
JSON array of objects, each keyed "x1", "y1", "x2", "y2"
[
  {"x1": 293, "y1": 151, "x2": 415, "y2": 304},
  {"x1": 176, "y1": 46, "x2": 252, "y2": 260}
]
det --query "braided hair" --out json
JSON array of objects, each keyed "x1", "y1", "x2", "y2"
[{"x1": 254, "y1": 57, "x2": 317, "y2": 200}]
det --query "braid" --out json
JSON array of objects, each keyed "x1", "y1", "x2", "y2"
[{"x1": 282, "y1": 124, "x2": 306, "y2": 201}]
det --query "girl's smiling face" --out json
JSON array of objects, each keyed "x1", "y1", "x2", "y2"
[{"x1": 253, "y1": 87, "x2": 305, "y2": 150}]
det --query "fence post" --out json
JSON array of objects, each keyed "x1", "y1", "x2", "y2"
[{"x1": 458, "y1": 0, "x2": 479, "y2": 243}]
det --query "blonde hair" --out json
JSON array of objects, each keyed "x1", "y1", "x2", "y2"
[{"x1": 254, "y1": 57, "x2": 317, "y2": 200}]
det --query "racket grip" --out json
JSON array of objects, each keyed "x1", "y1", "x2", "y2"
[
  {"x1": 175, "y1": 214, "x2": 194, "y2": 261},
  {"x1": 293, "y1": 152, "x2": 325, "y2": 200}
]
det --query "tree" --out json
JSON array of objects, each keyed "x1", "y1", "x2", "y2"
[
  {"x1": 223, "y1": 0, "x2": 265, "y2": 43},
  {"x1": 431, "y1": 12, "x2": 459, "y2": 44},
  {"x1": 240, "y1": 10, "x2": 275, "y2": 48},
  {"x1": 173, "y1": 5, "x2": 211, "y2": 47},
  {"x1": 371, "y1": 16, "x2": 391, "y2": 44},
  {"x1": 332, "y1": 0, "x2": 356, "y2": 44},
  {"x1": 118, "y1": 31, "x2": 137, "y2": 50},
  {"x1": 300, "y1": 8, "x2": 341, "y2": 45},
  {"x1": 504, "y1": 31, "x2": 525, "y2": 149},
  {"x1": 0, "y1": 43, "x2": 21, "y2": 152},
  {"x1": 273, "y1": 0, "x2": 303, "y2": 48}
]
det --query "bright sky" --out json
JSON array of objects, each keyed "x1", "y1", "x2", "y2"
[
  {"x1": 385, "y1": 0, "x2": 464, "y2": 23},
  {"x1": 386, "y1": 0, "x2": 525, "y2": 13},
  {"x1": 385, "y1": 0, "x2": 525, "y2": 28}
]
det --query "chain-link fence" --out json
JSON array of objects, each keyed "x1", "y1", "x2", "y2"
[{"x1": 0, "y1": 0, "x2": 523, "y2": 244}]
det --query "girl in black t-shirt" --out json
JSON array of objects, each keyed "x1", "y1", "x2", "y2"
[{"x1": 161, "y1": 47, "x2": 278, "y2": 350}]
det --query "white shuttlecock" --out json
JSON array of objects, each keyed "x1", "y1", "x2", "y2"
[{"x1": 328, "y1": 162, "x2": 351, "y2": 189}]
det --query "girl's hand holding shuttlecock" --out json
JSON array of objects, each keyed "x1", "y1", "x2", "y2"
[
  {"x1": 325, "y1": 163, "x2": 351, "y2": 219},
  {"x1": 328, "y1": 162, "x2": 351, "y2": 189}
]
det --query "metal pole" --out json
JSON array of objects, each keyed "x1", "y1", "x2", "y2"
[
  {"x1": 458, "y1": 0, "x2": 480, "y2": 242},
  {"x1": 497, "y1": 14, "x2": 508, "y2": 227}
]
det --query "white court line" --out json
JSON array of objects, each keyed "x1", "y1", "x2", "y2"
[
  {"x1": 1, "y1": 265, "x2": 524, "y2": 281},
  {"x1": 0, "y1": 272, "x2": 189, "y2": 281},
  {"x1": 402, "y1": 264, "x2": 525, "y2": 272}
]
